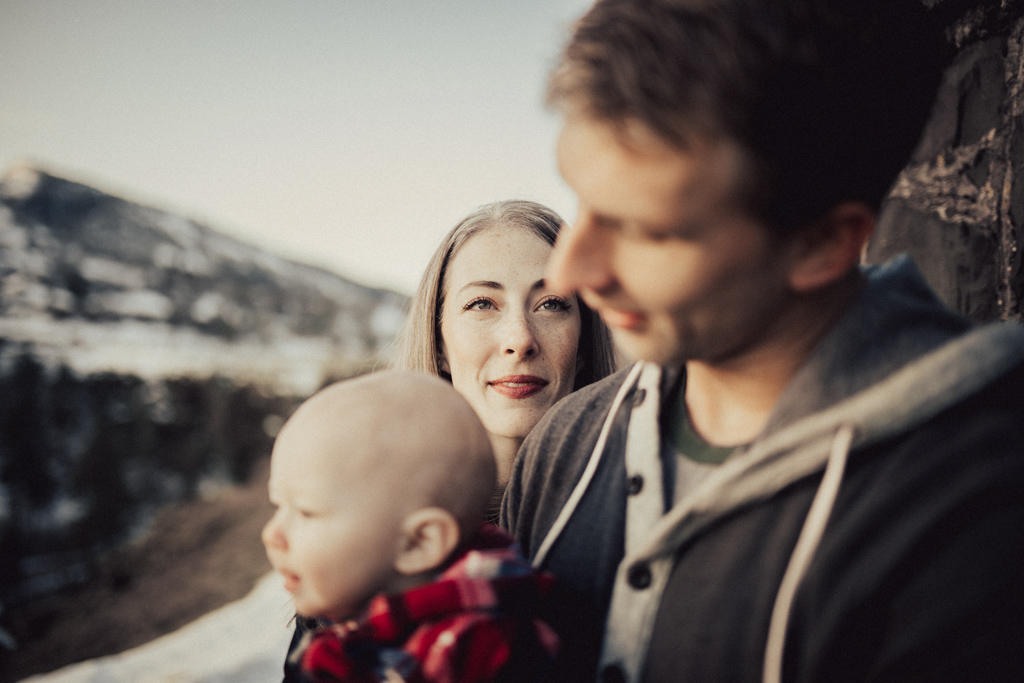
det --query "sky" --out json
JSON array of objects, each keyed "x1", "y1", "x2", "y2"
[{"x1": 0, "y1": 0, "x2": 593, "y2": 295}]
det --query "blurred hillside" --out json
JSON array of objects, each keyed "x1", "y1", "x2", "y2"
[
  {"x1": 0, "y1": 165, "x2": 408, "y2": 622},
  {"x1": 0, "y1": 165, "x2": 407, "y2": 390}
]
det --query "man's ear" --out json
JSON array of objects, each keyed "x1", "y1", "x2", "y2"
[
  {"x1": 787, "y1": 201, "x2": 875, "y2": 293},
  {"x1": 394, "y1": 507, "x2": 462, "y2": 576}
]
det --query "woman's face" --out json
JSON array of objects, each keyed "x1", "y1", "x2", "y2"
[{"x1": 439, "y1": 226, "x2": 582, "y2": 455}]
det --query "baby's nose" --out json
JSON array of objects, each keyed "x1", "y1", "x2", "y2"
[{"x1": 261, "y1": 512, "x2": 287, "y2": 551}]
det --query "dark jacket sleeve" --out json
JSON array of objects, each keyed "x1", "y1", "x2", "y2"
[{"x1": 500, "y1": 368, "x2": 635, "y2": 683}]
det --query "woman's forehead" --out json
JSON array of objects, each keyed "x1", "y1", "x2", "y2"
[{"x1": 445, "y1": 226, "x2": 553, "y2": 287}]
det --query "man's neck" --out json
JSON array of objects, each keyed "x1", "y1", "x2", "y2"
[{"x1": 683, "y1": 271, "x2": 865, "y2": 446}]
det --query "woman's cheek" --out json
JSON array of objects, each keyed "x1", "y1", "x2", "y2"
[
  {"x1": 445, "y1": 318, "x2": 490, "y2": 375},
  {"x1": 542, "y1": 321, "x2": 581, "y2": 395}
]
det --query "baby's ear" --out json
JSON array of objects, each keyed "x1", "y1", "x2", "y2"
[{"x1": 394, "y1": 507, "x2": 461, "y2": 576}]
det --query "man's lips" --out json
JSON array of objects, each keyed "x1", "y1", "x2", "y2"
[
  {"x1": 599, "y1": 306, "x2": 644, "y2": 331},
  {"x1": 489, "y1": 375, "x2": 548, "y2": 399},
  {"x1": 576, "y1": 291, "x2": 644, "y2": 332}
]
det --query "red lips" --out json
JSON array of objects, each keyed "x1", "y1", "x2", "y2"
[{"x1": 488, "y1": 375, "x2": 548, "y2": 399}]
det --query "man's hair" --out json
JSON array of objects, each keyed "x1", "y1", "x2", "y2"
[{"x1": 549, "y1": 0, "x2": 957, "y2": 235}]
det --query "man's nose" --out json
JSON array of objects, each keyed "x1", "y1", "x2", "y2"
[{"x1": 548, "y1": 211, "x2": 614, "y2": 295}]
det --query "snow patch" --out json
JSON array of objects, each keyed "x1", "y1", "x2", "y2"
[
  {"x1": 78, "y1": 257, "x2": 147, "y2": 289},
  {"x1": 19, "y1": 572, "x2": 295, "y2": 683},
  {"x1": 84, "y1": 291, "x2": 175, "y2": 320}
]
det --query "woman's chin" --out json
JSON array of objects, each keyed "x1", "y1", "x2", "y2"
[{"x1": 485, "y1": 415, "x2": 546, "y2": 445}]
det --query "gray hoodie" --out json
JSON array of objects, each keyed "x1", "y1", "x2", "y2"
[{"x1": 503, "y1": 256, "x2": 1024, "y2": 682}]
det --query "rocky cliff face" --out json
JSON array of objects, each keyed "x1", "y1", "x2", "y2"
[
  {"x1": 0, "y1": 166, "x2": 408, "y2": 605},
  {"x1": 868, "y1": 1, "x2": 1024, "y2": 322}
]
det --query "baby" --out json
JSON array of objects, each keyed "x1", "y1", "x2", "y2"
[{"x1": 262, "y1": 370, "x2": 559, "y2": 683}]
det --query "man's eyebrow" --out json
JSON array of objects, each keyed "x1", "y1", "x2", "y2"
[
  {"x1": 592, "y1": 213, "x2": 622, "y2": 228},
  {"x1": 456, "y1": 280, "x2": 503, "y2": 295}
]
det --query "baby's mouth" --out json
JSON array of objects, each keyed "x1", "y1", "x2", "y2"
[{"x1": 278, "y1": 568, "x2": 300, "y2": 593}]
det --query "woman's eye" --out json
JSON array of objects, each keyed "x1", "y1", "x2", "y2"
[
  {"x1": 538, "y1": 297, "x2": 571, "y2": 312},
  {"x1": 464, "y1": 298, "x2": 495, "y2": 311}
]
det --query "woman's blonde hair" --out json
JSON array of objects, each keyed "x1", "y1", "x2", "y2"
[{"x1": 395, "y1": 199, "x2": 615, "y2": 390}]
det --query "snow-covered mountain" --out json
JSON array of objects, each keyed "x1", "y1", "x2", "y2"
[
  {"x1": 0, "y1": 165, "x2": 409, "y2": 607},
  {"x1": 0, "y1": 165, "x2": 408, "y2": 395}
]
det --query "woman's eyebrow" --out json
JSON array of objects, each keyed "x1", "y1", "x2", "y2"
[
  {"x1": 531, "y1": 278, "x2": 547, "y2": 292},
  {"x1": 457, "y1": 280, "x2": 503, "y2": 294}
]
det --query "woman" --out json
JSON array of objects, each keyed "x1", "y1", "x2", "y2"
[
  {"x1": 396, "y1": 199, "x2": 615, "y2": 490},
  {"x1": 282, "y1": 200, "x2": 614, "y2": 682}
]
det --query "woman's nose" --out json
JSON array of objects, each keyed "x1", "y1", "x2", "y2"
[
  {"x1": 501, "y1": 311, "x2": 539, "y2": 359},
  {"x1": 548, "y1": 211, "x2": 614, "y2": 295},
  {"x1": 262, "y1": 510, "x2": 288, "y2": 552}
]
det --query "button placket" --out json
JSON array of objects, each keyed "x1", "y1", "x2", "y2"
[
  {"x1": 627, "y1": 474, "x2": 644, "y2": 495},
  {"x1": 601, "y1": 664, "x2": 627, "y2": 683},
  {"x1": 628, "y1": 563, "x2": 652, "y2": 589},
  {"x1": 600, "y1": 363, "x2": 666, "y2": 682}
]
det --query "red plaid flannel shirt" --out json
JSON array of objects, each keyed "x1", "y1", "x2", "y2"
[{"x1": 295, "y1": 525, "x2": 560, "y2": 683}]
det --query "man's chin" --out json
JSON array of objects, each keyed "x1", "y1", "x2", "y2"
[{"x1": 610, "y1": 328, "x2": 683, "y2": 367}]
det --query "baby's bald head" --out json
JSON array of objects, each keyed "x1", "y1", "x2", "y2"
[{"x1": 273, "y1": 370, "x2": 496, "y2": 541}]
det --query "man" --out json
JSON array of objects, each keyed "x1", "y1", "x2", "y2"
[{"x1": 501, "y1": 1, "x2": 1024, "y2": 681}]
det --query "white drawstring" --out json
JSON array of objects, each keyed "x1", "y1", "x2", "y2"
[
  {"x1": 763, "y1": 423, "x2": 855, "y2": 683},
  {"x1": 532, "y1": 362, "x2": 645, "y2": 568}
]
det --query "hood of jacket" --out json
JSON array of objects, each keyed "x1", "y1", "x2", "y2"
[{"x1": 630, "y1": 254, "x2": 1024, "y2": 564}]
